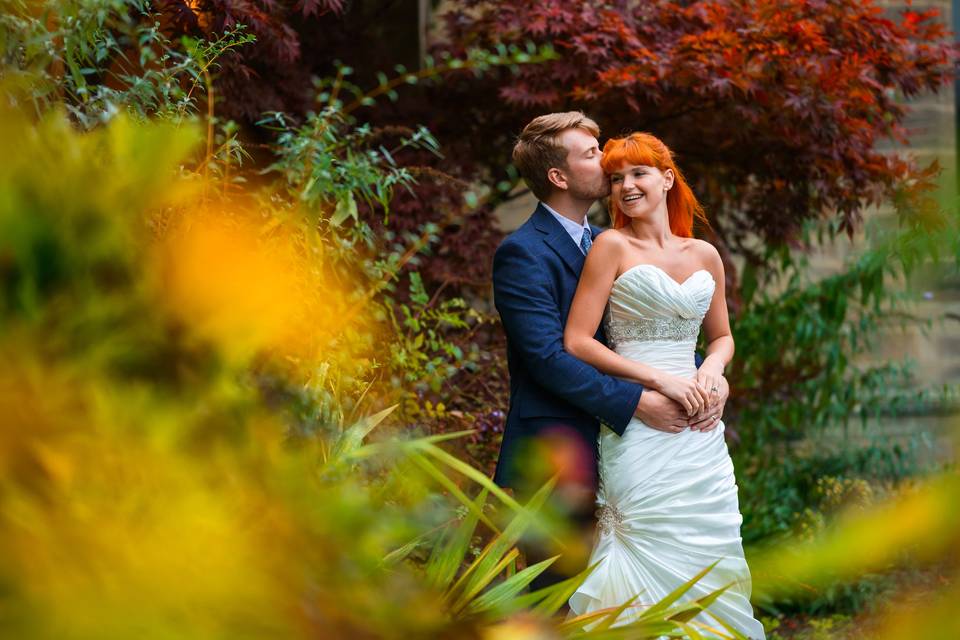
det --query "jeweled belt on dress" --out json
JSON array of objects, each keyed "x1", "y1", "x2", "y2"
[{"x1": 605, "y1": 316, "x2": 700, "y2": 344}]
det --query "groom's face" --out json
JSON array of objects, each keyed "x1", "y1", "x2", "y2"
[{"x1": 557, "y1": 128, "x2": 610, "y2": 200}]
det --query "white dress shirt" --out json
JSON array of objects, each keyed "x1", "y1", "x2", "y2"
[{"x1": 541, "y1": 201, "x2": 592, "y2": 250}]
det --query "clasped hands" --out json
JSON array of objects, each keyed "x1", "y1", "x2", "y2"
[{"x1": 634, "y1": 362, "x2": 728, "y2": 434}]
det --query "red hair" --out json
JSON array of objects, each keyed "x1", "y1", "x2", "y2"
[{"x1": 601, "y1": 132, "x2": 707, "y2": 238}]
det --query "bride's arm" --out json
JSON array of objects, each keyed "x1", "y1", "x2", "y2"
[
  {"x1": 695, "y1": 241, "x2": 735, "y2": 397},
  {"x1": 564, "y1": 232, "x2": 709, "y2": 415}
]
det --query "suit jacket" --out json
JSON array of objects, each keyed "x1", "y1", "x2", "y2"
[{"x1": 491, "y1": 203, "x2": 644, "y2": 488}]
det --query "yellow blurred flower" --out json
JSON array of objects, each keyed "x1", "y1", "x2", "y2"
[{"x1": 155, "y1": 209, "x2": 353, "y2": 366}]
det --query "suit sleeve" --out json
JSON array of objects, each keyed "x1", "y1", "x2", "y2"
[{"x1": 493, "y1": 240, "x2": 643, "y2": 436}]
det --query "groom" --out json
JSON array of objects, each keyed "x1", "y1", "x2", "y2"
[{"x1": 492, "y1": 112, "x2": 728, "y2": 589}]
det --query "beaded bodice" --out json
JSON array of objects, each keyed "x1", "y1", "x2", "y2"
[{"x1": 603, "y1": 264, "x2": 715, "y2": 349}]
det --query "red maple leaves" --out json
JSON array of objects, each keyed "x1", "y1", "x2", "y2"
[{"x1": 436, "y1": 0, "x2": 956, "y2": 255}]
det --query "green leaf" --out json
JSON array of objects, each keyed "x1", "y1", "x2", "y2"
[
  {"x1": 328, "y1": 404, "x2": 396, "y2": 462},
  {"x1": 331, "y1": 192, "x2": 358, "y2": 226},
  {"x1": 587, "y1": 594, "x2": 641, "y2": 632},
  {"x1": 414, "y1": 442, "x2": 527, "y2": 515},
  {"x1": 664, "y1": 583, "x2": 732, "y2": 624},
  {"x1": 407, "y1": 452, "x2": 499, "y2": 534},
  {"x1": 464, "y1": 555, "x2": 558, "y2": 615},
  {"x1": 425, "y1": 489, "x2": 487, "y2": 590},
  {"x1": 448, "y1": 478, "x2": 556, "y2": 611},
  {"x1": 636, "y1": 560, "x2": 719, "y2": 621},
  {"x1": 530, "y1": 561, "x2": 602, "y2": 618},
  {"x1": 381, "y1": 529, "x2": 432, "y2": 567},
  {"x1": 449, "y1": 548, "x2": 519, "y2": 613}
]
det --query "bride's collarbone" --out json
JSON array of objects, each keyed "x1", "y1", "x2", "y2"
[{"x1": 614, "y1": 240, "x2": 702, "y2": 281}]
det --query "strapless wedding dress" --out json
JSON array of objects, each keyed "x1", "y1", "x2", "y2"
[{"x1": 568, "y1": 264, "x2": 765, "y2": 639}]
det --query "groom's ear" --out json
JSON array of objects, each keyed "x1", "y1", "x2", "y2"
[{"x1": 547, "y1": 167, "x2": 568, "y2": 192}]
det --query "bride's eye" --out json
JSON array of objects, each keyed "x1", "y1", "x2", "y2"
[{"x1": 611, "y1": 175, "x2": 622, "y2": 182}]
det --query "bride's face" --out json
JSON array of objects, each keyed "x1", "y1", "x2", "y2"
[{"x1": 609, "y1": 163, "x2": 674, "y2": 221}]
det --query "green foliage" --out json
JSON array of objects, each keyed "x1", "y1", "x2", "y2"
[
  {"x1": 726, "y1": 174, "x2": 958, "y2": 619},
  {"x1": 731, "y1": 205, "x2": 959, "y2": 452},
  {"x1": 7, "y1": 1, "x2": 959, "y2": 633},
  {"x1": 748, "y1": 447, "x2": 960, "y2": 640},
  {"x1": 254, "y1": 49, "x2": 553, "y2": 407},
  {"x1": 317, "y1": 43, "x2": 558, "y2": 119},
  {"x1": 261, "y1": 107, "x2": 438, "y2": 219},
  {"x1": 0, "y1": 89, "x2": 748, "y2": 640},
  {"x1": 256, "y1": 104, "x2": 472, "y2": 404},
  {"x1": 738, "y1": 440, "x2": 928, "y2": 544},
  {"x1": 1, "y1": 0, "x2": 251, "y2": 127},
  {"x1": 743, "y1": 462, "x2": 923, "y2": 616},
  {"x1": 7, "y1": 13, "x2": 743, "y2": 635}
]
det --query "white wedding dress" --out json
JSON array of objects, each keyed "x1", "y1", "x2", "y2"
[{"x1": 568, "y1": 264, "x2": 765, "y2": 639}]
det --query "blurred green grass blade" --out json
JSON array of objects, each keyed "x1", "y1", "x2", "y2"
[
  {"x1": 559, "y1": 605, "x2": 632, "y2": 634},
  {"x1": 674, "y1": 621, "x2": 705, "y2": 640},
  {"x1": 450, "y1": 548, "x2": 519, "y2": 613},
  {"x1": 567, "y1": 620, "x2": 684, "y2": 640},
  {"x1": 701, "y1": 611, "x2": 749, "y2": 640},
  {"x1": 328, "y1": 404, "x2": 396, "y2": 462},
  {"x1": 664, "y1": 582, "x2": 746, "y2": 640},
  {"x1": 464, "y1": 555, "x2": 558, "y2": 616},
  {"x1": 425, "y1": 489, "x2": 487, "y2": 590},
  {"x1": 576, "y1": 626, "x2": 678, "y2": 639},
  {"x1": 415, "y1": 441, "x2": 525, "y2": 513},
  {"x1": 381, "y1": 529, "x2": 432, "y2": 567},
  {"x1": 408, "y1": 451, "x2": 499, "y2": 534},
  {"x1": 567, "y1": 617, "x2": 678, "y2": 639},
  {"x1": 636, "y1": 560, "x2": 719, "y2": 621},
  {"x1": 347, "y1": 429, "x2": 475, "y2": 461},
  {"x1": 448, "y1": 478, "x2": 555, "y2": 609},
  {"x1": 405, "y1": 429, "x2": 477, "y2": 444},
  {"x1": 530, "y1": 560, "x2": 601, "y2": 618},
  {"x1": 666, "y1": 582, "x2": 732, "y2": 623},
  {"x1": 586, "y1": 594, "x2": 640, "y2": 631}
]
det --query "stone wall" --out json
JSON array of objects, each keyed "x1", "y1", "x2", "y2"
[{"x1": 807, "y1": 1, "x2": 959, "y2": 396}]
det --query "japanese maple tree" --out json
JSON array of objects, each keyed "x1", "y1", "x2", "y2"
[{"x1": 432, "y1": 0, "x2": 956, "y2": 289}]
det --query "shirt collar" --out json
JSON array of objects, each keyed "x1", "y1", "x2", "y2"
[{"x1": 540, "y1": 201, "x2": 591, "y2": 246}]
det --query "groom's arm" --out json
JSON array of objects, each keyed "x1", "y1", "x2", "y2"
[{"x1": 493, "y1": 241, "x2": 641, "y2": 435}]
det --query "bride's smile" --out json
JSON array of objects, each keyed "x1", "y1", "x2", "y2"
[{"x1": 609, "y1": 162, "x2": 674, "y2": 221}]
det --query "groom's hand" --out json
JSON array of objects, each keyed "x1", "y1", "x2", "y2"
[
  {"x1": 689, "y1": 375, "x2": 729, "y2": 432},
  {"x1": 634, "y1": 390, "x2": 690, "y2": 434}
]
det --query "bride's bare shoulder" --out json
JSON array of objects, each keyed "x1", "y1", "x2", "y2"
[
  {"x1": 683, "y1": 238, "x2": 723, "y2": 273},
  {"x1": 593, "y1": 228, "x2": 630, "y2": 251}
]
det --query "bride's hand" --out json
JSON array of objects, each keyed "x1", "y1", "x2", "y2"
[
  {"x1": 696, "y1": 361, "x2": 725, "y2": 412},
  {"x1": 690, "y1": 375, "x2": 728, "y2": 432},
  {"x1": 655, "y1": 374, "x2": 710, "y2": 417}
]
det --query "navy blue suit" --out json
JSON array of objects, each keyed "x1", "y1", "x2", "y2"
[{"x1": 492, "y1": 204, "x2": 644, "y2": 490}]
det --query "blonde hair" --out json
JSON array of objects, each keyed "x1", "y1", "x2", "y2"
[{"x1": 512, "y1": 112, "x2": 600, "y2": 201}]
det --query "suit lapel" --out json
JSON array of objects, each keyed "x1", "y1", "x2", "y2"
[{"x1": 531, "y1": 204, "x2": 585, "y2": 276}]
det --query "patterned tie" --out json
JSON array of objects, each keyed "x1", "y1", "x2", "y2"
[{"x1": 579, "y1": 229, "x2": 593, "y2": 255}]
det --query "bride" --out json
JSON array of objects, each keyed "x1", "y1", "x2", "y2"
[{"x1": 562, "y1": 132, "x2": 765, "y2": 639}]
